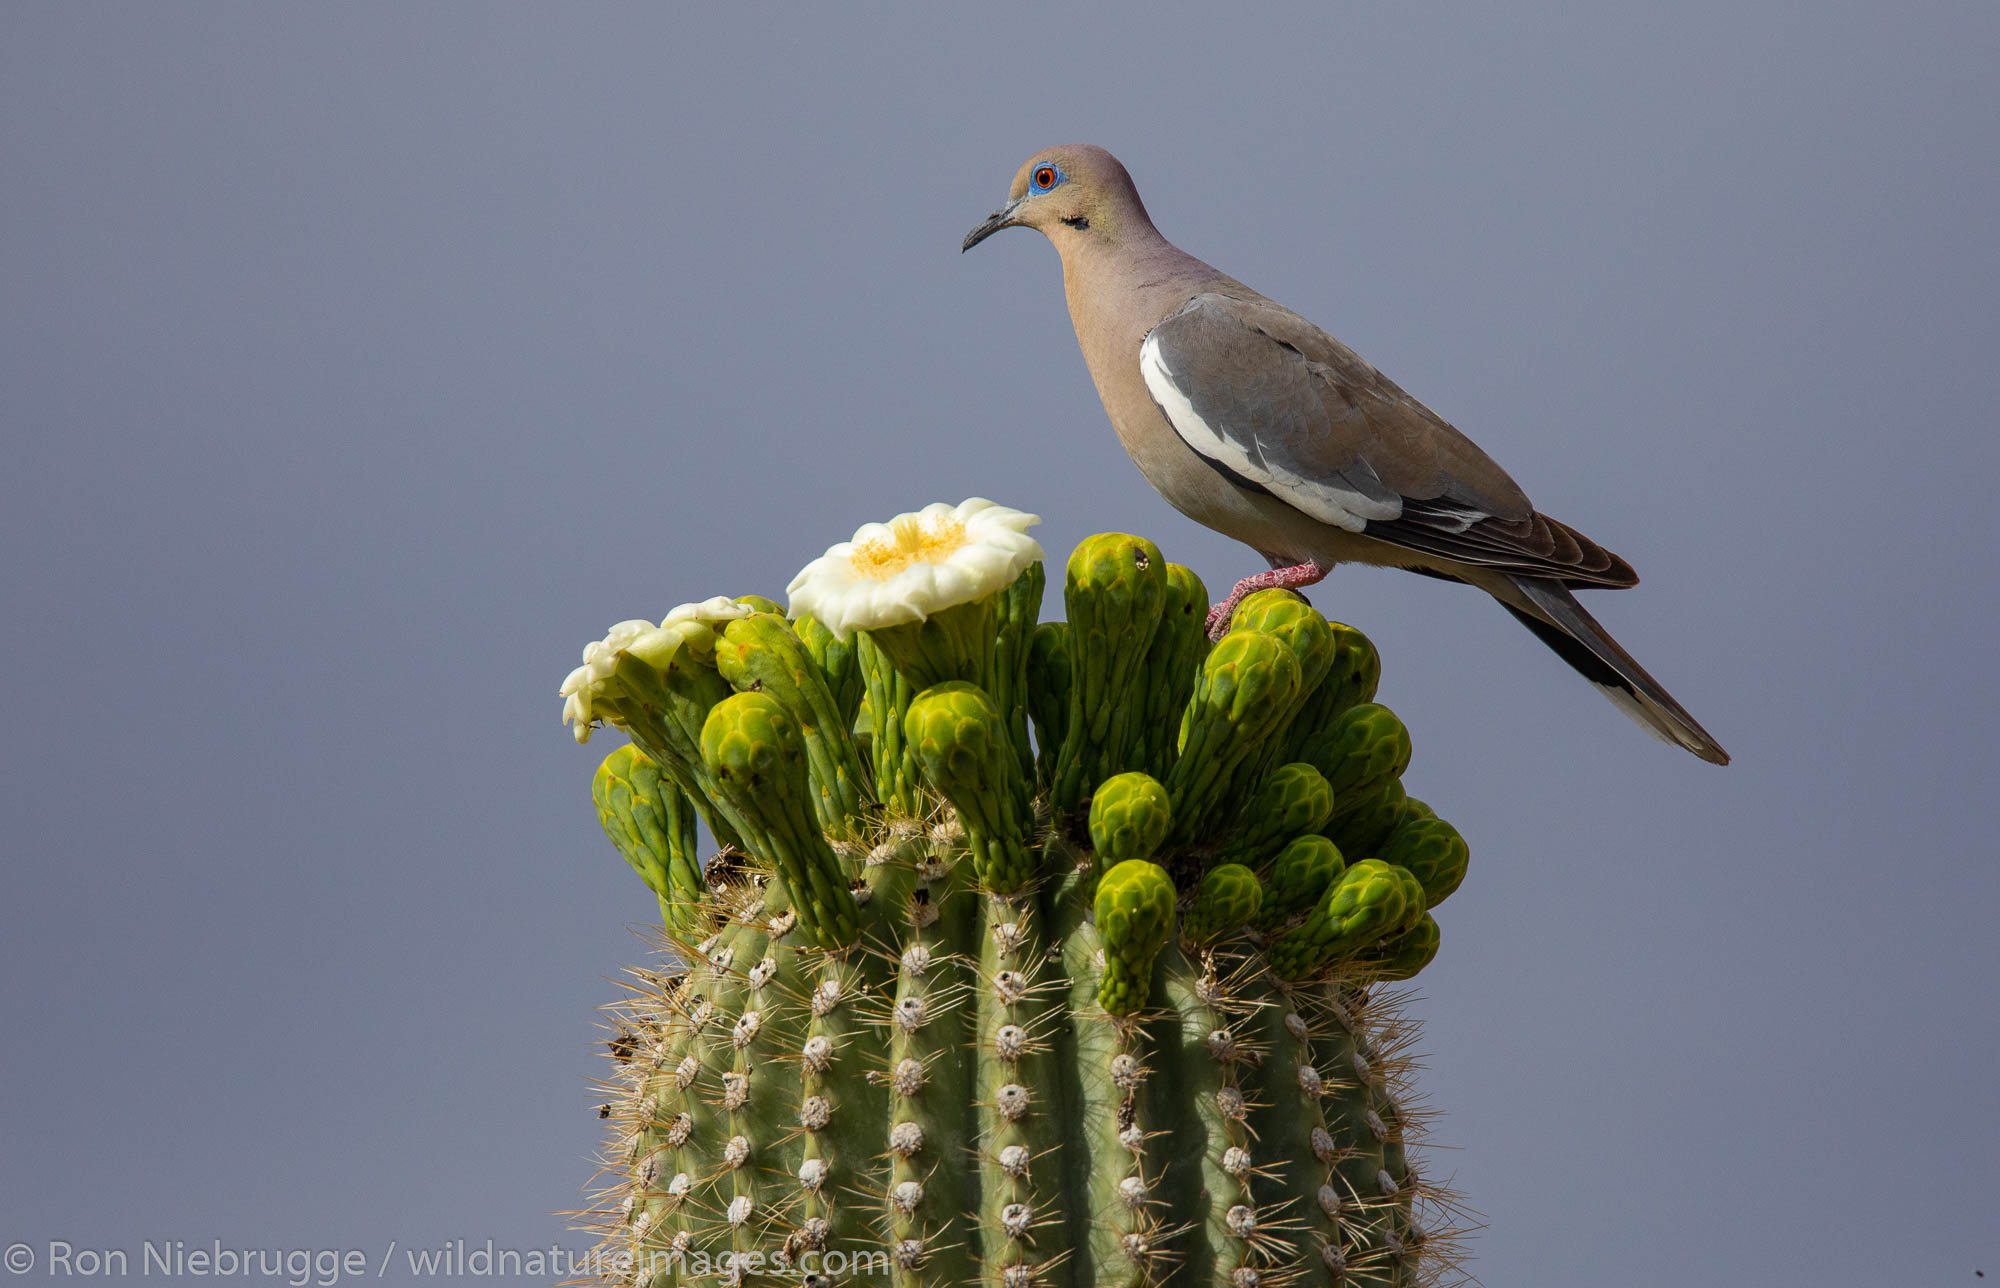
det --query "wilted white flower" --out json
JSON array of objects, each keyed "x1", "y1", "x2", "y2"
[
  {"x1": 663, "y1": 596, "x2": 754, "y2": 628},
  {"x1": 558, "y1": 612, "x2": 718, "y2": 743},
  {"x1": 785, "y1": 499, "x2": 1042, "y2": 639}
]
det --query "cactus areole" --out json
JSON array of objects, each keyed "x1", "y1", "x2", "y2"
[{"x1": 566, "y1": 500, "x2": 1472, "y2": 1287}]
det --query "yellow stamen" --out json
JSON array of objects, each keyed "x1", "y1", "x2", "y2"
[{"x1": 849, "y1": 514, "x2": 967, "y2": 581}]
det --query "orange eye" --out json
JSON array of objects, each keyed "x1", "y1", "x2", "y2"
[{"x1": 1034, "y1": 167, "x2": 1055, "y2": 189}]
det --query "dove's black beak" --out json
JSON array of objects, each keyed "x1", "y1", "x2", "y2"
[{"x1": 962, "y1": 198, "x2": 1026, "y2": 253}]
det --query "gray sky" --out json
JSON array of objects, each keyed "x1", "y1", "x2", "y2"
[{"x1": 3, "y1": 3, "x2": 1995, "y2": 1285}]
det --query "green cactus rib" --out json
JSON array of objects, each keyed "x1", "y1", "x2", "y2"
[
  {"x1": 1295, "y1": 982, "x2": 1422, "y2": 1284},
  {"x1": 885, "y1": 864, "x2": 982, "y2": 1287},
  {"x1": 1024, "y1": 621, "x2": 1072, "y2": 791},
  {"x1": 1158, "y1": 959, "x2": 1248, "y2": 1287},
  {"x1": 1165, "y1": 629, "x2": 1303, "y2": 846},
  {"x1": 793, "y1": 949, "x2": 886, "y2": 1271},
  {"x1": 714, "y1": 612, "x2": 874, "y2": 839},
  {"x1": 592, "y1": 745, "x2": 707, "y2": 936},
  {"x1": 1054, "y1": 903, "x2": 1147, "y2": 1288},
  {"x1": 974, "y1": 892, "x2": 1070, "y2": 1288},
  {"x1": 1246, "y1": 982, "x2": 1354, "y2": 1286},
  {"x1": 622, "y1": 887, "x2": 780, "y2": 1275},
  {"x1": 577, "y1": 528, "x2": 1473, "y2": 1288},
  {"x1": 722, "y1": 916, "x2": 797, "y2": 1277},
  {"x1": 991, "y1": 561, "x2": 1045, "y2": 795},
  {"x1": 1051, "y1": 533, "x2": 1170, "y2": 816},
  {"x1": 904, "y1": 682, "x2": 1037, "y2": 893},
  {"x1": 698, "y1": 692, "x2": 861, "y2": 950}
]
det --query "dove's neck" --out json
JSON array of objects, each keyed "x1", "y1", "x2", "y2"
[{"x1": 1060, "y1": 227, "x2": 1243, "y2": 384}]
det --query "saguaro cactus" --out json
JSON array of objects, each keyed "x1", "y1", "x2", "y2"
[{"x1": 563, "y1": 499, "x2": 1474, "y2": 1288}]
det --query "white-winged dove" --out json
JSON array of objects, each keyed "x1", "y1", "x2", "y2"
[{"x1": 965, "y1": 144, "x2": 1728, "y2": 765}]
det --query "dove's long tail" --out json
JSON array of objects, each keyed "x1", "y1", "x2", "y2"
[{"x1": 1496, "y1": 573, "x2": 1730, "y2": 765}]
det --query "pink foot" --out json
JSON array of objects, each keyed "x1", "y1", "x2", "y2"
[{"x1": 1205, "y1": 561, "x2": 1330, "y2": 640}]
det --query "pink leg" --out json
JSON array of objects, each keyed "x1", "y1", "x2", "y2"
[{"x1": 1205, "y1": 560, "x2": 1330, "y2": 640}]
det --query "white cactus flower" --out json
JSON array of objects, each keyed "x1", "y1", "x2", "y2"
[{"x1": 785, "y1": 498, "x2": 1042, "y2": 639}]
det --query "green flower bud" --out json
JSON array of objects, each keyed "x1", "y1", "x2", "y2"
[
  {"x1": 732, "y1": 594, "x2": 784, "y2": 615},
  {"x1": 698, "y1": 691, "x2": 860, "y2": 949},
  {"x1": 1379, "y1": 815, "x2": 1470, "y2": 909},
  {"x1": 1051, "y1": 533, "x2": 1170, "y2": 815},
  {"x1": 1359, "y1": 912, "x2": 1442, "y2": 981},
  {"x1": 1087, "y1": 771, "x2": 1173, "y2": 870},
  {"x1": 1229, "y1": 589, "x2": 1335, "y2": 697},
  {"x1": 1297, "y1": 701, "x2": 1412, "y2": 803},
  {"x1": 591, "y1": 744, "x2": 707, "y2": 935},
  {"x1": 1324, "y1": 620, "x2": 1382, "y2": 702},
  {"x1": 1227, "y1": 591, "x2": 1338, "y2": 794},
  {"x1": 904, "y1": 682, "x2": 1035, "y2": 892},
  {"x1": 1165, "y1": 629, "x2": 1302, "y2": 845},
  {"x1": 1282, "y1": 620, "x2": 1382, "y2": 763},
  {"x1": 1180, "y1": 863, "x2": 1263, "y2": 944},
  {"x1": 567, "y1": 625, "x2": 747, "y2": 851},
  {"x1": 1269, "y1": 858, "x2": 1426, "y2": 980},
  {"x1": 1132, "y1": 563, "x2": 1210, "y2": 780},
  {"x1": 1213, "y1": 762, "x2": 1336, "y2": 868},
  {"x1": 714, "y1": 612, "x2": 872, "y2": 837},
  {"x1": 1255, "y1": 834, "x2": 1348, "y2": 931},
  {"x1": 1323, "y1": 778, "x2": 1408, "y2": 859},
  {"x1": 1094, "y1": 859, "x2": 1176, "y2": 1015}
]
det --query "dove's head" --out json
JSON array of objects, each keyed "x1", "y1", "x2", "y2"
[{"x1": 962, "y1": 144, "x2": 1154, "y2": 253}]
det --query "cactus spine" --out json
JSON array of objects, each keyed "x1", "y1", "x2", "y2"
[{"x1": 568, "y1": 512, "x2": 1474, "y2": 1287}]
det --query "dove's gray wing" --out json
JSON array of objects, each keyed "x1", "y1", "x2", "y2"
[{"x1": 1139, "y1": 292, "x2": 1637, "y2": 588}]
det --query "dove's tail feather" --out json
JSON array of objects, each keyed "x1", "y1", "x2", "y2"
[{"x1": 1500, "y1": 574, "x2": 1730, "y2": 765}]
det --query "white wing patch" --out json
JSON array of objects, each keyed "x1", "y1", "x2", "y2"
[{"x1": 1140, "y1": 331, "x2": 1400, "y2": 533}]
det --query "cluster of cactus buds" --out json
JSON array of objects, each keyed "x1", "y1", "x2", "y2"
[{"x1": 567, "y1": 504, "x2": 1472, "y2": 1287}]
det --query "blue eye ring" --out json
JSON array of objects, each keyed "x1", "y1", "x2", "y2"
[{"x1": 1030, "y1": 162, "x2": 1065, "y2": 193}]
